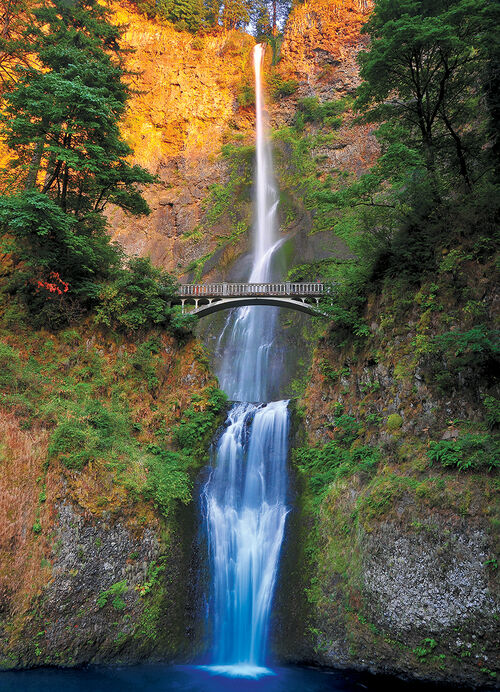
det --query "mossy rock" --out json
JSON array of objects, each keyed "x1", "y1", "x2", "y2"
[{"x1": 386, "y1": 413, "x2": 403, "y2": 431}]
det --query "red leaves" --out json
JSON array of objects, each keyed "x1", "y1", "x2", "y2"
[{"x1": 35, "y1": 272, "x2": 69, "y2": 297}]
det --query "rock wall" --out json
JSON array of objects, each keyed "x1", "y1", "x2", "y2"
[
  {"x1": 276, "y1": 258, "x2": 500, "y2": 687},
  {"x1": 106, "y1": 1, "x2": 378, "y2": 285},
  {"x1": 0, "y1": 328, "x2": 222, "y2": 669},
  {"x1": 106, "y1": 3, "x2": 255, "y2": 275}
]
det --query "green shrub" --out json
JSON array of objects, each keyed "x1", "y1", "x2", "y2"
[
  {"x1": 143, "y1": 447, "x2": 192, "y2": 515},
  {"x1": 48, "y1": 400, "x2": 138, "y2": 471},
  {"x1": 174, "y1": 387, "x2": 227, "y2": 451},
  {"x1": 386, "y1": 413, "x2": 403, "y2": 431},
  {"x1": 428, "y1": 434, "x2": 499, "y2": 472},
  {"x1": 294, "y1": 96, "x2": 351, "y2": 130},
  {"x1": 428, "y1": 326, "x2": 499, "y2": 371},
  {"x1": 97, "y1": 580, "x2": 128, "y2": 610},
  {"x1": 94, "y1": 256, "x2": 190, "y2": 336},
  {"x1": 331, "y1": 414, "x2": 361, "y2": 445},
  {"x1": 48, "y1": 420, "x2": 94, "y2": 470},
  {"x1": 268, "y1": 74, "x2": 298, "y2": 100},
  {"x1": 483, "y1": 396, "x2": 500, "y2": 429},
  {"x1": 295, "y1": 441, "x2": 379, "y2": 500},
  {"x1": 238, "y1": 84, "x2": 255, "y2": 108}
]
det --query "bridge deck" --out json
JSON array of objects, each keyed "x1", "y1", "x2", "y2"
[{"x1": 178, "y1": 282, "x2": 331, "y2": 298}]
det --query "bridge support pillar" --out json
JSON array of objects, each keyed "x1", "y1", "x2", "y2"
[
  {"x1": 195, "y1": 299, "x2": 199, "y2": 309},
  {"x1": 181, "y1": 299, "x2": 186, "y2": 314}
]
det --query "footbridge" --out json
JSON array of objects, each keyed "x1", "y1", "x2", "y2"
[{"x1": 175, "y1": 282, "x2": 332, "y2": 318}]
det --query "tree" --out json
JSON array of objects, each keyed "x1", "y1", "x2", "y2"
[
  {"x1": 2, "y1": 0, "x2": 154, "y2": 210},
  {"x1": 0, "y1": 0, "x2": 33, "y2": 88},
  {"x1": 221, "y1": 0, "x2": 251, "y2": 29},
  {"x1": 251, "y1": 0, "x2": 291, "y2": 37},
  {"x1": 253, "y1": 0, "x2": 272, "y2": 41},
  {"x1": 157, "y1": 0, "x2": 204, "y2": 32},
  {"x1": 356, "y1": 0, "x2": 490, "y2": 193},
  {"x1": 0, "y1": 0, "x2": 155, "y2": 316}
]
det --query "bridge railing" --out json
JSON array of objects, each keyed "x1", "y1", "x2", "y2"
[{"x1": 178, "y1": 282, "x2": 332, "y2": 298}]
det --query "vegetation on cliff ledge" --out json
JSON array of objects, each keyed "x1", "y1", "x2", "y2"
[{"x1": 284, "y1": 0, "x2": 499, "y2": 684}]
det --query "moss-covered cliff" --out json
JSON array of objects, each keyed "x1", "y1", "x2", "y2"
[
  {"x1": 0, "y1": 319, "x2": 225, "y2": 669},
  {"x1": 276, "y1": 244, "x2": 499, "y2": 687}
]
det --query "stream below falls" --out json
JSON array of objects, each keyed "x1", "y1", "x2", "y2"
[{"x1": 0, "y1": 664, "x2": 460, "y2": 692}]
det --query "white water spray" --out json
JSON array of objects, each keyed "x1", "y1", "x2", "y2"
[{"x1": 203, "y1": 44, "x2": 289, "y2": 677}]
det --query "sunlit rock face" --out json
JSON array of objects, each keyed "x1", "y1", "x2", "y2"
[
  {"x1": 106, "y1": 4, "x2": 255, "y2": 274},
  {"x1": 272, "y1": 0, "x2": 378, "y2": 177}
]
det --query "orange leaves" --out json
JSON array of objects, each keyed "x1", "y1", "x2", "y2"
[{"x1": 35, "y1": 271, "x2": 69, "y2": 297}]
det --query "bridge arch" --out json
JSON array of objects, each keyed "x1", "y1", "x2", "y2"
[{"x1": 189, "y1": 296, "x2": 324, "y2": 318}]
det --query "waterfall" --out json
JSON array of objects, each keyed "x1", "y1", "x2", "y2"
[
  {"x1": 202, "y1": 44, "x2": 289, "y2": 678},
  {"x1": 217, "y1": 43, "x2": 281, "y2": 404}
]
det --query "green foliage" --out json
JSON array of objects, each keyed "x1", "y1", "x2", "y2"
[
  {"x1": 294, "y1": 408, "x2": 378, "y2": 501},
  {"x1": 295, "y1": 442, "x2": 380, "y2": 501},
  {"x1": 330, "y1": 414, "x2": 361, "y2": 446},
  {"x1": 97, "y1": 580, "x2": 128, "y2": 610},
  {"x1": 483, "y1": 396, "x2": 500, "y2": 430},
  {"x1": 386, "y1": 413, "x2": 403, "y2": 431},
  {"x1": 138, "y1": 558, "x2": 167, "y2": 597},
  {"x1": 357, "y1": 0, "x2": 492, "y2": 190},
  {"x1": 48, "y1": 400, "x2": 133, "y2": 471},
  {"x1": 428, "y1": 326, "x2": 499, "y2": 372},
  {"x1": 268, "y1": 73, "x2": 298, "y2": 100},
  {"x1": 283, "y1": 0, "x2": 500, "y2": 337},
  {"x1": 318, "y1": 359, "x2": 349, "y2": 384},
  {"x1": 174, "y1": 387, "x2": 227, "y2": 451},
  {"x1": 238, "y1": 83, "x2": 255, "y2": 108},
  {"x1": 0, "y1": 0, "x2": 156, "y2": 326},
  {"x1": 294, "y1": 96, "x2": 351, "y2": 131},
  {"x1": 156, "y1": 0, "x2": 204, "y2": 32},
  {"x1": 143, "y1": 447, "x2": 193, "y2": 514},
  {"x1": 143, "y1": 387, "x2": 226, "y2": 514},
  {"x1": 93, "y1": 256, "x2": 192, "y2": 337},
  {"x1": 418, "y1": 326, "x2": 500, "y2": 392},
  {"x1": 428, "y1": 434, "x2": 499, "y2": 472},
  {"x1": 413, "y1": 638, "x2": 438, "y2": 659}
]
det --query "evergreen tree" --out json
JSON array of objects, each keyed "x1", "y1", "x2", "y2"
[
  {"x1": 203, "y1": 0, "x2": 221, "y2": 26},
  {"x1": 0, "y1": 0, "x2": 155, "y2": 314},
  {"x1": 221, "y1": 0, "x2": 251, "y2": 29},
  {"x1": 356, "y1": 0, "x2": 490, "y2": 193},
  {"x1": 254, "y1": 0, "x2": 272, "y2": 41},
  {"x1": 251, "y1": 0, "x2": 290, "y2": 37},
  {"x1": 157, "y1": 0, "x2": 204, "y2": 32}
]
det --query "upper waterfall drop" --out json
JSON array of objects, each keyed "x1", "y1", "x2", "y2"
[
  {"x1": 251, "y1": 43, "x2": 279, "y2": 280},
  {"x1": 217, "y1": 43, "x2": 281, "y2": 404}
]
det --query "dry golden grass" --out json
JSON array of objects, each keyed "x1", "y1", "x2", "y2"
[{"x1": 0, "y1": 411, "x2": 52, "y2": 617}]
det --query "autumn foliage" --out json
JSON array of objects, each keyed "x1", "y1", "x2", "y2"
[{"x1": 35, "y1": 272, "x2": 69, "y2": 297}]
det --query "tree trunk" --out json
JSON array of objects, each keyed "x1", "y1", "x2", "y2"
[
  {"x1": 440, "y1": 110, "x2": 472, "y2": 190},
  {"x1": 25, "y1": 118, "x2": 48, "y2": 190}
]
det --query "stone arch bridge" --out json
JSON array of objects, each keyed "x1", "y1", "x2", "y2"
[{"x1": 173, "y1": 282, "x2": 332, "y2": 318}]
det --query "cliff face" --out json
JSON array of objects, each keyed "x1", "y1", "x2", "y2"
[
  {"x1": 277, "y1": 253, "x2": 500, "y2": 687},
  {"x1": 106, "y1": 4, "x2": 255, "y2": 275},
  {"x1": 106, "y1": 1, "x2": 377, "y2": 285},
  {"x1": 0, "y1": 325, "x2": 224, "y2": 668}
]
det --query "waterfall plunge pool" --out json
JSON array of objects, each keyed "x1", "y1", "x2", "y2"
[{"x1": 0, "y1": 663, "x2": 464, "y2": 692}]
